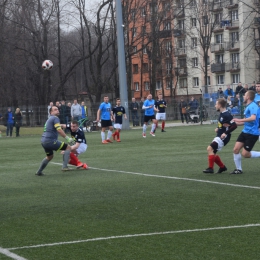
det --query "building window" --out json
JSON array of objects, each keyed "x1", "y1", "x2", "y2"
[
  {"x1": 140, "y1": 7, "x2": 146, "y2": 17},
  {"x1": 142, "y1": 63, "x2": 148, "y2": 72},
  {"x1": 191, "y1": 37, "x2": 197, "y2": 48},
  {"x1": 232, "y1": 74, "x2": 240, "y2": 83},
  {"x1": 178, "y1": 39, "x2": 185, "y2": 48},
  {"x1": 178, "y1": 58, "x2": 187, "y2": 67},
  {"x1": 231, "y1": 53, "x2": 239, "y2": 62},
  {"x1": 131, "y1": 9, "x2": 136, "y2": 20},
  {"x1": 207, "y1": 76, "x2": 211, "y2": 86},
  {"x1": 191, "y1": 18, "x2": 196, "y2": 27},
  {"x1": 190, "y1": 0, "x2": 196, "y2": 7},
  {"x1": 215, "y1": 54, "x2": 224, "y2": 64},
  {"x1": 164, "y1": 21, "x2": 171, "y2": 30},
  {"x1": 133, "y1": 64, "x2": 138, "y2": 74},
  {"x1": 178, "y1": 19, "x2": 184, "y2": 30},
  {"x1": 231, "y1": 10, "x2": 238, "y2": 21},
  {"x1": 192, "y1": 57, "x2": 198, "y2": 67},
  {"x1": 144, "y1": 81, "x2": 150, "y2": 90},
  {"x1": 166, "y1": 60, "x2": 172, "y2": 75},
  {"x1": 193, "y1": 77, "x2": 199, "y2": 87},
  {"x1": 134, "y1": 82, "x2": 139, "y2": 91},
  {"x1": 217, "y1": 75, "x2": 225, "y2": 85},
  {"x1": 132, "y1": 27, "x2": 137, "y2": 37},
  {"x1": 165, "y1": 41, "x2": 172, "y2": 56},
  {"x1": 203, "y1": 15, "x2": 209, "y2": 25},
  {"x1": 214, "y1": 12, "x2": 222, "y2": 24},
  {"x1": 166, "y1": 79, "x2": 172, "y2": 89},
  {"x1": 156, "y1": 81, "x2": 162, "y2": 90},
  {"x1": 179, "y1": 78, "x2": 187, "y2": 88},
  {"x1": 215, "y1": 34, "x2": 223, "y2": 43},
  {"x1": 231, "y1": 32, "x2": 239, "y2": 42},
  {"x1": 143, "y1": 45, "x2": 147, "y2": 54},
  {"x1": 132, "y1": 46, "x2": 137, "y2": 54},
  {"x1": 141, "y1": 26, "x2": 146, "y2": 35}
]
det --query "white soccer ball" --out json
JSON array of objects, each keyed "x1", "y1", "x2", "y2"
[{"x1": 42, "y1": 60, "x2": 53, "y2": 70}]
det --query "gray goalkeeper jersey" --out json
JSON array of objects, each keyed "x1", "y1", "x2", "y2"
[{"x1": 41, "y1": 116, "x2": 61, "y2": 142}]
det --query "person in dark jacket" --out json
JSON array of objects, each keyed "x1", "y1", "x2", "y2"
[
  {"x1": 4, "y1": 107, "x2": 14, "y2": 137},
  {"x1": 179, "y1": 97, "x2": 188, "y2": 124},
  {"x1": 130, "y1": 97, "x2": 139, "y2": 126},
  {"x1": 14, "y1": 108, "x2": 23, "y2": 137}
]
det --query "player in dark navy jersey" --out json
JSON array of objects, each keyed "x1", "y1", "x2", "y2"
[
  {"x1": 112, "y1": 98, "x2": 127, "y2": 142},
  {"x1": 203, "y1": 98, "x2": 237, "y2": 174},
  {"x1": 155, "y1": 93, "x2": 167, "y2": 132},
  {"x1": 63, "y1": 120, "x2": 88, "y2": 169}
]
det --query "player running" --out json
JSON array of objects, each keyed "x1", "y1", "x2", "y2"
[
  {"x1": 203, "y1": 98, "x2": 237, "y2": 174},
  {"x1": 155, "y1": 93, "x2": 167, "y2": 132},
  {"x1": 112, "y1": 98, "x2": 127, "y2": 142}
]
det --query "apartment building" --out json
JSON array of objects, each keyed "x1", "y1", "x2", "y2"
[{"x1": 128, "y1": 0, "x2": 258, "y2": 99}]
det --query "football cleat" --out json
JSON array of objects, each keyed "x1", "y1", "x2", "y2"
[
  {"x1": 142, "y1": 133, "x2": 146, "y2": 138},
  {"x1": 161, "y1": 129, "x2": 166, "y2": 132},
  {"x1": 150, "y1": 132, "x2": 155, "y2": 137},
  {"x1": 76, "y1": 162, "x2": 84, "y2": 169},
  {"x1": 61, "y1": 167, "x2": 72, "y2": 171},
  {"x1": 217, "y1": 165, "x2": 227, "y2": 174},
  {"x1": 82, "y1": 163, "x2": 88, "y2": 169},
  {"x1": 102, "y1": 140, "x2": 108, "y2": 144},
  {"x1": 117, "y1": 139, "x2": 121, "y2": 142},
  {"x1": 106, "y1": 139, "x2": 113, "y2": 143},
  {"x1": 230, "y1": 169, "x2": 243, "y2": 174},
  {"x1": 35, "y1": 172, "x2": 44, "y2": 176},
  {"x1": 203, "y1": 168, "x2": 214, "y2": 174}
]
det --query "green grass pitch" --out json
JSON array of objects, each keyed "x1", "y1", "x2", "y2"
[{"x1": 1, "y1": 125, "x2": 260, "y2": 260}]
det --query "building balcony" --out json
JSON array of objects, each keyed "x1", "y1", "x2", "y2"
[
  {"x1": 255, "y1": 39, "x2": 260, "y2": 49},
  {"x1": 211, "y1": 63, "x2": 226, "y2": 73},
  {"x1": 173, "y1": 29, "x2": 185, "y2": 37},
  {"x1": 210, "y1": 1, "x2": 224, "y2": 11},
  {"x1": 210, "y1": 42, "x2": 226, "y2": 53},
  {"x1": 227, "y1": 41, "x2": 240, "y2": 51},
  {"x1": 213, "y1": 22, "x2": 224, "y2": 32},
  {"x1": 174, "y1": 48, "x2": 186, "y2": 57},
  {"x1": 226, "y1": 0, "x2": 238, "y2": 8},
  {"x1": 157, "y1": 30, "x2": 172, "y2": 38},
  {"x1": 254, "y1": 17, "x2": 260, "y2": 27},
  {"x1": 175, "y1": 67, "x2": 188, "y2": 77},
  {"x1": 254, "y1": 0, "x2": 260, "y2": 6},
  {"x1": 225, "y1": 62, "x2": 240, "y2": 72},
  {"x1": 225, "y1": 19, "x2": 239, "y2": 29},
  {"x1": 173, "y1": 8, "x2": 185, "y2": 18}
]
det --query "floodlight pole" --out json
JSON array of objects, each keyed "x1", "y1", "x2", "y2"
[{"x1": 115, "y1": 0, "x2": 130, "y2": 129}]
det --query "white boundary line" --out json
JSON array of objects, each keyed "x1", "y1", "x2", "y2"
[
  {"x1": 0, "y1": 247, "x2": 28, "y2": 260},
  {"x1": 7, "y1": 224, "x2": 260, "y2": 251},
  {"x1": 51, "y1": 162, "x2": 260, "y2": 190}
]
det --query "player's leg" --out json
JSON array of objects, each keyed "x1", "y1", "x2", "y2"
[
  {"x1": 161, "y1": 113, "x2": 166, "y2": 132},
  {"x1": 150, "y1": 117, "x2": 157, "y2": 136},
  {"x1": 231, "y1": 140, "x2": 244, "y2": 174},
  {"x1": 76, "y1": 144, "x2": 88, "y2": 169},
  {"x1": 61, "y1": 143, "x2": 71, "y2": 171},
  {"x1": 101, "y1": 120, "x2": 108, "y2": 143},
  {"x1": 106, "y1": 124, "x2": 113, "y2": 142},
  {"x1": 142, "y1": 117, "x2": 148, "y2": 138},
  {"x1": 116, "y1": 125, "x2": 122, "y2": 142},
  {"x1": 36, "y1": 144, "x2": 54, "y2": 176},
  {"x1": 203, "y1": 144, "x2": 215, "y2": 173}
]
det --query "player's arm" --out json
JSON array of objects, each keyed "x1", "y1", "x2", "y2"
[
  {"x1": 96, "y1": 108, "x2": 101, "y2": 121},
  {"x1": 221, "y1": 120, "x2": 237, "y2": 139},
  {"x1": 234, "y1": 114, "x2": 256, "y2": 123},
  {"x1": 70, "y1": 142, "x2": 80, "y2": 152}
]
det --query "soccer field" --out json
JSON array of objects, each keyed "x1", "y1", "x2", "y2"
[{"x1": 1, "y1": 125, "x2": 260, "y2": 260}]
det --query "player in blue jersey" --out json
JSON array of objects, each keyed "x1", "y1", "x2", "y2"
[
  {"x1": 203, "y1": 98, "x2": 237, "y2": 174},
  {"x1": 96, "y1": 96, "x2": 114, "y2": 144},
  {"x1": 231, "y1": 90, "x2": 260, "y2": 174},
  {"x1": 254, "y1": 82, "x2": 260, "y2": 139},
  {"x1": 36, "y1": 106, "x2": 74, "y2": 176},
  {"x1": 155, "y1": 93, "x2": 167, "y2": 132},
  {"x1": 142, "y1": 94, "x2": 159, "y2": 138},
  {"x1": 112, "y1": 98, "x2": 127, "y2": 142}
]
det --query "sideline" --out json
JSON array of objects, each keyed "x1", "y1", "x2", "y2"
[
  {"x1": 51, "y1": 162, "x2": 260, "y2": 190},
  {"x1": 0, "y1": 247, "x2": 28, "y2": 260},
  {"x1": 8, "y1": 224, "x2": 260, "y2": 251}
]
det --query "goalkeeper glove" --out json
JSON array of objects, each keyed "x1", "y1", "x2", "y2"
[{"x1": 65, "y1": 136, "x2": 73, "y2": 143}]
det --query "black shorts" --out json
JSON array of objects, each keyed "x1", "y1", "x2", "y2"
[
  {"x1": 236, "y1": 132, "x2": 259, "y2": 152},
  {"x1": 42, "y1": 140, "x2": 68, "y2": 156},
  {"x1": 144, "y1": 115, "x2": 155, "y2": 123},
  {"x1": 101, "y1": 120, "x2": 112, "y2": 128}
]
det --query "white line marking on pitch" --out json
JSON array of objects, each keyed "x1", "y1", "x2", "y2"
[
  {"x1": 51, "y1": 162, "x2": 260, "y2": 190},
  {"x1": 0, "y1": 247, "x2": 28, "y2": 260},
  {"x1": 7, "y1": 223, "x2": 260, "y2": 251}
]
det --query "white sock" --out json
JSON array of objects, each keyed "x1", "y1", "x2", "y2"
[
  {"x1": 101, "y1": 132, "x2": 105, "y2": 141},
  {"x1": 151, "y1": 123, "x2": 156, "y2": 133},
  {"x1": 250, "y1": 151, "x2": 260, "y2": 158},
  {"x1": 233, "y1": 153, "x2": 242, "y2": 171},
  {"x1": 107, "y1": 130, "x2": 112, "y2": 139},
  {"x1": 143, "y1": 124, "x2": 147, "y2": 133}
]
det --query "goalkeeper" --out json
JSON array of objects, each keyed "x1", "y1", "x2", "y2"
[{"x1": 36, "y1": 106, "x2": 74, "y2": 176}]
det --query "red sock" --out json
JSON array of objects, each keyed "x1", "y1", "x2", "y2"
[
  {"x1": 214, "y1": 155, "x2": 224, "y2": 168},
  {"x1": 117, "y1": 131, "x2": 120, "y2": 139},
  {"x1": 69, "y1": 153, "x2": 79, "y2": 166},
  {"x1": 162, "y1": 121, "x2": 165, "y2": 130},
  {"x1": 208, "y1": 155, "x2": 215, "y2": 169},
  {"x1": 156, "y1": 122, "x2": 158, "y2": 128}
]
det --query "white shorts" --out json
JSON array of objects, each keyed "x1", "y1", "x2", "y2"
[
  {"x1": 156, "y1": 113, "x2": 166, "y2": 120},
  {"x1": 113, "y1": 123, "x2": 122, "y2": 129},
  {"x1": 76, "y1": 143, "x2": 88, "y2": 155},
  {"x1": 212, "y1": 137, "x2": 224, "y2": 151}
]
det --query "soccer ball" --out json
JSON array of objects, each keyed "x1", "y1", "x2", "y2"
[{"x1": 42, "y1": 60, "x2": 53, "y2": 70}]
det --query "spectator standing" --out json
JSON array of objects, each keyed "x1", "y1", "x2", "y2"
[
  {"x1": 235, "y1": 82, "x2": 244, "y2": 95},
  {"x1": 217, "y1": 87, "x2": 224, "y2": 98},
  {"x1": 14, "y1": 108, "x2": 22, "y2": 137},
  {"x1": 59, "y1": 100, "x2": 67, "y2": 124},
  {"x1": 249, "y1": 81, "x2": 256, "y2": 92},
  {"x1": 71, "y1": 99, "x2": 82, "y2": 121},
  {"x1": 81, "y1": 101, "x2": 88, "y2": 127},
  {"x1": 130, "y1": 97, "x2": 139, "y2": 126},
  {"x1": 224, "y1": 85, "x2": 234, "y2": 98},
  {"x1": 188, "y1": 96, "x2": 199, "y2": 115},
  {"x1": 179, "y1": 97, "x2": 188, "y2": 124},
  {"x1": 226, "y1": 96, "x2": 232, "y2": 113},
  {"x1": 47, "y1": 102, "x2": 53, "y2": 118},
  {"x1": 4, "y1": 107, "x2": 14, "y2": 137},
  {"x1": 66, "y1": 102, "x2": 72, "y2": 124}
]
